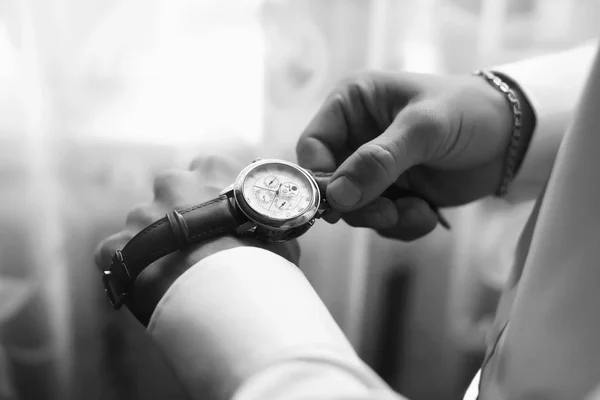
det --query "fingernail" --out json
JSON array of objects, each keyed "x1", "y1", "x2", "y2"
[{"x1": 327, "y1": 176, "x2": 362, "y2": 208}]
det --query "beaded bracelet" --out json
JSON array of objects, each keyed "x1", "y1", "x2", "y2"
[{"x1": 473, "y1": 69, "x2": 523, "y2": 197}]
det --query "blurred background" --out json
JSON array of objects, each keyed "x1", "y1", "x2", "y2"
[{"x1": 0, "y1": 0, "x2": 598, "y2": 399}]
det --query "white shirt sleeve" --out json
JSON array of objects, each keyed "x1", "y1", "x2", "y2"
[
  {"x1": 147, "y1": 247, "x2": 405, "y2": 400},
  {"x1": 493, "y1": 40, "x2": 598, "y2": 203}
]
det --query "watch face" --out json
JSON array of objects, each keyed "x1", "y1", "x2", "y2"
[{"x1": 241, "y1": 161, "x2": 315, "y2": 221}]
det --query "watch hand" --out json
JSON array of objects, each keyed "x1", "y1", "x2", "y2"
[
  {"x1": 254, "y1": 185, "x2": 277, "y2": 192},
  {"x1": 268, "y1": 195, "x2": 277, "y2": 211}
]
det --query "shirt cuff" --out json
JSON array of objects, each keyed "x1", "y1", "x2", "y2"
[
  {"x1": 147, "y1": 246, "x2": 360, "y2": 400},
  {"x1": 492, "y1": 41, "x2": 598, "y2": 202},
  {"x1": 233, "y1": 352, "x2": 399, "y2": 400}
]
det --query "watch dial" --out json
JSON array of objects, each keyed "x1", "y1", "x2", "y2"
[{"x1": 242, "y1": 162, "x2": 314, "y2": 220}]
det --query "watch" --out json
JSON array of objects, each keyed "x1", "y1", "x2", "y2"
[
  {"x1": 102, "y1": 158, "x2": 451, "y2": 309},
  {"x1": 102, "y1": 158, "x2": 328, "y2": 309}
]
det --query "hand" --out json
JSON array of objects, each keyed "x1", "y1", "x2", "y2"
[
  {"x1": 94, "y1": 154, "x2": 300, "y2": 325},
  {"x1": 297, "y1": 71, "x2": 533, "y2": 240}
]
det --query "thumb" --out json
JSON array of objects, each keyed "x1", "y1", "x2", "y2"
[{"x1": 326, "y1": 105, "x2": 446, "y2": 211}]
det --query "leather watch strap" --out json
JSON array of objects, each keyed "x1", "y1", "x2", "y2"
[{"x1": 103, "y1": 195, "x2": 247, "y2": 309}]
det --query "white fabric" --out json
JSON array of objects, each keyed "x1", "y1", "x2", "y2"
[
  {"x1": 147, "y1": 41, "x2": 600, "y2": 400},
  {"x1": 459, "y1": 40, "x2": 599, "y2": 399},
  {"x1": 477, "y1": 44, "x2": 600, "y2": 399},
  {"x1": 463, "y1": 371, "x2": 481, "y2": 400},
  {"x1": 494, "y1": 40, "x2": 597, "y2": 203},
  {"x1": 148, "y1": 247, "x2": 402, "y2": 400}
]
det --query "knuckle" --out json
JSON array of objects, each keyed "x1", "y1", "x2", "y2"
[
  {"x1": 191, "y1": 184, "x2": 223, "y2": 204},
  {"x1": 94, "y1": 231, "x2": 132, "y2": 270},
  {"x1": 93, "y1": 240, "x2": 110, "y2": 268},
  {"x1": 153, "y1": 169, "x2": 185, "y2": 197},
  {"x1": 337, "y1": 73, "x2": 359, "y2": 90},
  {"x1": 334, "y1": 72, "x2": 390, "y2": 127},
  {"x1": 295, "y1": 136, "x2": 310, "y2": 157},
  {"x1": 189, "y1": 154, "x2": 230, "y2": 174},
  {"x1": 189, "y1": 154, "x2": 210, "y2": 171},
  {"x1": 189, "y1": 154, "x2": 241, "y2": 186},
  {"x1": 295, "y1": 137, "x2": 324, "y2": 169},
  {"x1": 338, "y1": 72, "x2": 370, "y2": 95},
  {"x1": 125, "y1": 203, "x2": 162, "y2": 228},
  {"x1": 332, "y1": 71, "x2": 371, "y2": 102},
  {"x1": 402, "y1": 105, "x2": 449, "y2": 159},
  {"x1": 357, "y1": 138, "x2": 399, "y2": 184},
  {"x1": 406, "y1": 106, "x2": 447, "y2": 134}
]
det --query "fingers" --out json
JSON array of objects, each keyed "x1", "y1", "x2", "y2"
[
  {"x1": 326, "y1": 104, "x2": 449, "y2": 211},
  {"x1": 94, "y1": 231, "x2": 133, "y2": 271},
  {"x1": 153, "y1": 165, "x2": 221, "y2": 209},
  {"x1": 342, "y1": 196, "x2": 439, "y2": 241},
  {"x1": 296, "y1": 90, "x2": 361, "y2": 197},
  {"x1": 322, "y1": 210, "x2": 342, "y2": 224},
  {"x1": 189, "y1": 153, "x2": 244, "y2": 186},
  {"x1": 96, "y1": 202, "x2": 165, "y2": 270},
  {"x1": 377, "y1": 198, "x2": 438, "y2": 241},
  {"x1": 296, "y1": 75, "x2": 380, "y2": 172},
  {"x1": 296, "y1": 134, "x2": 340, "y2": 173},
  {"x1": 125, "y1": 202, "x2": 165, "y2": 229},
  {"x1": 97, "y1": 154, "x2": 242, "y2": 272},
  {"x1": 296, "y1": 71, "x2": 420, "y2": 174},
  {"x1": 152, "y1": 169, "x2": 195, "y2": 207}
]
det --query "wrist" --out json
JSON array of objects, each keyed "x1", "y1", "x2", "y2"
[
  {"x1": 493, "y1": 71, "x2": 536, "y2": 177},
  {"x1": 147, "y1": 246, "x2": 357, "y2": 399},
  {"x1": 126, "y1": 235, "x2": 300, "y2": 325},
  {"x1": 474, "y1": 70, "x2": 536, "y2": 195},
  {"x1": 127, "y1": 236, "x2": 248, "y2": 326}
]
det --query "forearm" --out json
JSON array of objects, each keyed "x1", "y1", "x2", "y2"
[
  {"x1": 492, "y1": 40, "x2": 599, "y2": 203},
  {"x1": 147, "y1": 247, "x2": 399, "y2": 400}
]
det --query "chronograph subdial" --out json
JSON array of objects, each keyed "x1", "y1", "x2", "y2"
[
  {"x1": 240, "y1": 160, "x2": 317, "y2": 221},
  {"x1": 253, "y1": 188, "x2": 276, "y2": 208},
  {"x1": 278, "y1": 182, "x2": 299, "y2": 197},
  {"x1": 273, "y1": 196, "x2": 298, "y2": 211}
]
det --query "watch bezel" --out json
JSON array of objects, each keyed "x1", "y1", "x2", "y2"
[{"x1": 232, "y1": 159, "x2": 320, "y2": 231}]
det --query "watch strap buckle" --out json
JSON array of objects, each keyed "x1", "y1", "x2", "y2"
[{"x1": 103, "y1": 250, "x2": 131, "y2": 309}]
